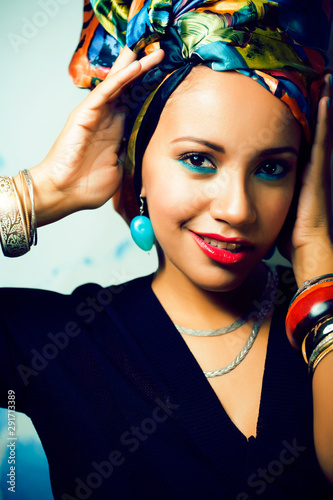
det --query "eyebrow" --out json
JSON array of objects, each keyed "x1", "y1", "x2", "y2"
[
  {"x1": 170, "y1": 137, "x2": 298, "y2": 156},
  {"x1": 257, "y1": 147, "x2": 299, "y2": 157},
  {"x1": 170, "y1": 137, "x2": 225, "y2": 153}
]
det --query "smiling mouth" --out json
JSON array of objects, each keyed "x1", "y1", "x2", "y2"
[
  {"x1": 199, "y1": 236, "x2": 243, "y2": 253},
  {"x1": 190, "y1": 231, "x2": 253, "y2": 264}
]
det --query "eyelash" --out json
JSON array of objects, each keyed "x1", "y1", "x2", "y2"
[
  {"x1": 177, "y1": 153, "x2": 216, "y2": 173},
  {"x1": 255, "y1": 160, "x2": 292, "y2": 180},
  {"x1": 178, "y1": 153, "x2": 292, "y2": 180}
]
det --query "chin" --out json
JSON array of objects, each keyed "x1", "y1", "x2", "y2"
[{"x1": 180, "y1": 260, "x2": 257, "y2": 293}]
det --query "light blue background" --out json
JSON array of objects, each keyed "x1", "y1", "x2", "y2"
[
  {"x1": 0, "y1": 1, "x2": 157, "y2": 498},
  {"x1": 0, "y1": 2, "x2": 332, "y2": 499}
]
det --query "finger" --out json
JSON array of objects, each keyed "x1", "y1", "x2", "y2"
[
  {"x1": 77, "y1": 61, "x2": 141, "y2": 112},
  {"x1": 305, "y1": 94, "x2": 330, "y2": 184},
  {"x1": 312, "y1": 74, "x2": 332, "y2": 158},
  {"x1": 109, "y1": 44, "x2": 164, "y2": 77},
  {"x1": 327, "y1": 73, "x2": 333, "y2": 133},
  {"x1": 136, "y1": 48, "x2": 164, "y2": 74},
  {"x1": 108, "y1": 45, "x2": 137, "y2": 76},
  {"x1": 310, "y1": 74, "x2": 332, "y2": 160},
  {"x1": 320, "y1": 73, "x2": 332, "y2": 99},
  {"x1": 84, "y1": 49, "x2": 164, "y2": 109}
]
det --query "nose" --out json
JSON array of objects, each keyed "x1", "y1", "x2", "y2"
[{"x1": 208, "y1": 173, "x2": 257, "y2": 227}]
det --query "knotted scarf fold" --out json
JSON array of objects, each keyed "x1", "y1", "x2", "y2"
[{"x1": 69, "y1": 0, "x2": 332, "y2": 222}]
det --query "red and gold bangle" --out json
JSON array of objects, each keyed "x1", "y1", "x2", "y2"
[{"x1": 285, "y1": 279, "x2": 333, "y2": 349}]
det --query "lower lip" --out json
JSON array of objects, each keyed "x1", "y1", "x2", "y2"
[{"x1": 191, "y1": 232, "x2": 250, "y2": 264}]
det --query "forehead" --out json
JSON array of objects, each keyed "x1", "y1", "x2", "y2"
[{"x1": 158, "y1": 66, "x2": 301, "y2": 150}]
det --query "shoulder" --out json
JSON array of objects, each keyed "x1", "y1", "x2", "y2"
[
  {"x1": 0, "y1": 274, "x2": 154, "y2": 349},
  {"x1": 0, "y1": 274, "x2": 153, "y2": 314},
  {"x1": 0, "y1": 275, "x2": 155, "y2": 400},
  {"x1": 73, "y1": 273, "x2": 154, "y2": 311}
]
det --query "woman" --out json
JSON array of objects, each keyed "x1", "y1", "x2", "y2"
[{"x1": 0, "y1": 0, "x2": 333, "y2": 498}]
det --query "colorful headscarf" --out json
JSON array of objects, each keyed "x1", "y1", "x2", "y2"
[{"x1": 69, "y1": 0, "x2": 332, "y2": 223}]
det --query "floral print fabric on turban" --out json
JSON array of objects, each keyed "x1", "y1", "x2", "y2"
[{"x1": 69, "y1": 0, "x2": 332, "y2": 223}]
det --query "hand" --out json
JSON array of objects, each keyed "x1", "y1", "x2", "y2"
[
  {"x1": 24, "y1": 46, "x2": 164, "y2": 225},
  {"x1": 282, "y1": 74, "x2": 333, "y2": 285}
]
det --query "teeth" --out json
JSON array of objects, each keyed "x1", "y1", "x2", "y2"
[{"x1": 201, "y1": 236, "x2": 242, "y2": 252}]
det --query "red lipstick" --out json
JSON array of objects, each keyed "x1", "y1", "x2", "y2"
[{"x1": 191, "y1": 231, "x2": 252, "y2": 265}]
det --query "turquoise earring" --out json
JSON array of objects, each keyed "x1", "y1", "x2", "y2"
[{"x1": 130, "y1": 195, "x2": 155, "y2": 251}]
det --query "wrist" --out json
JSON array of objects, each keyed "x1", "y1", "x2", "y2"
[
  {"x1": 285, "y1": 276, "x2": 333, "y2": 350},
  {"x1": 18, "y1": 163, "x2": 80, "y2": 227},
  {"x1": 291, "y1": 239, "x2": 333, "y2": 287}
]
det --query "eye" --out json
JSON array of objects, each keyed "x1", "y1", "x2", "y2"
[
  {"x1": 256, "y1": 160, "x2": 291, "y2": 180},
  {"x1": 178, "y1": 153, "x2": 216, "y2": 173}
]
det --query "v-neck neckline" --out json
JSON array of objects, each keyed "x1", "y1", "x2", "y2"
[
  {"x1": 116, "y1": 269, "x2": 310, "y2": 484},
  {"x1": 144, "y1": 275, "x2": 275, "y2": 440}
]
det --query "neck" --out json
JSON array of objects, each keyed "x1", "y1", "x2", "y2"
[{"x1": 152, "y1": 260, "x2": 269, "y2": 330}]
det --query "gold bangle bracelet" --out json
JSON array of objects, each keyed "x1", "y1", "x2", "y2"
[
  {"x1": 21, "y1": 170, "x2": 37, "y2": 246},
  {"x1": 301, "y1": 332, "x2": 310, "y2": 364},
  {"x1": 19, "y1": 170, "x2": 31, "y2": 238},
  {"x1": 301, "y1": 317, "x2": 332, "y2": 366},
  {"x1": 312, "y1": 343, "x2": 333, "y2": 376},
  {"x1": 0, "y1": 176, "x2": 30, "y2": 257}
]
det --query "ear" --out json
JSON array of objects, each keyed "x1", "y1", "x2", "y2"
[{"x1": 140, "y1": 186, "x2": 146, "y2": 198}]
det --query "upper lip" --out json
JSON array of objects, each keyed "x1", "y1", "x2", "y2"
[{"x1": 192, "y1": 231, "x2": 253, "y2": 246}]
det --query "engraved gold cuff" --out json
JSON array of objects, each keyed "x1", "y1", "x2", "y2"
[{"x1": 0, "y1": 176, "x2": 30, "y2": 257}]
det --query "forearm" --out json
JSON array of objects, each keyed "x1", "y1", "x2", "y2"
[
  {"x1": 312, "y1": 351, "x2": 333, "y2": 483},
  {"x1": 289, "y1": 242, "x2": 333, "y2": 482}
]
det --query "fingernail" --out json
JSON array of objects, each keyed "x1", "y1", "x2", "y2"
[{"x1": 147, "y1": 48, "x2": 163, "y2": 58}]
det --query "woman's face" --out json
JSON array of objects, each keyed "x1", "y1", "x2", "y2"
[{"x1": 141, "y1": 67, "x2": 302, "y2": 291}]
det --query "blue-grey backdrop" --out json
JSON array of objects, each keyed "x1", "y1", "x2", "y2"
[
  {"x1": 0, "y1": 2, "x2": 332, "y2": 499},
  {"x1": 0, "y1": 2, "x2": 157, "y2": 499}
]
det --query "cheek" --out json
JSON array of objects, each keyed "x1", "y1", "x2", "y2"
[
  {"x1": 258, "y1": 184, "x2": 296, "y2": 234},
  {"x1": 145, "y1": 167, "x2": 201, "y2": 227}
]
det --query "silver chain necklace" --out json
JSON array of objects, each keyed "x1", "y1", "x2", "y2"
[{"x1": 174, "y1": 265, "x2": 279, "y2": 378}]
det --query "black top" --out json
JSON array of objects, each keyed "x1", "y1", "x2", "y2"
[{"x1": 0, "y1": 267, "x2": 332, "y2": 499}]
